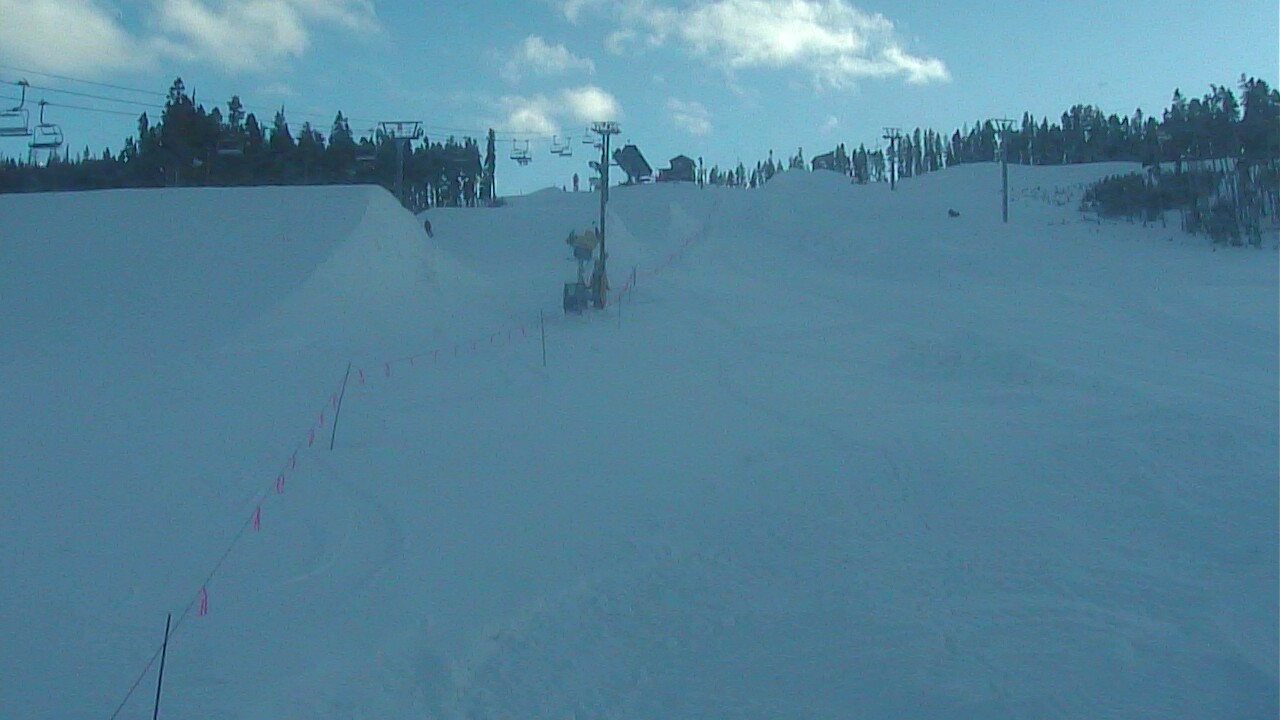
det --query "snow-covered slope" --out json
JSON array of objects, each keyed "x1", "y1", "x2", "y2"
[{"x1": 1, "y1": 164, "x2": 1276, "y2": 719}]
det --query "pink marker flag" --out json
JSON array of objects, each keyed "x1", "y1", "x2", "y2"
[
  {"x1": 521, "y1": 326, "x2": 527, "y2": 338},
  {"x1": 253, "y1": 506, "x2": 261, "y2": 531},
  {"x1": 433, "y1": 349, "x2": 439, "y2": 363},
  {"x1": 308, "y1": 428, "x2": 315, "y2": 447},
  {"x1": 276, "y1": 474, "x2": 285, "y2": 494},
  {"x1": 319, "y1": 410, "x2": 325, "y2": 428},
  {"x1": 384, "y1": 362, "x2": 390, "y2": 377},
  {"x1": 409, "y1": 356, "x2": 415, "y2": 367},
  {"x1": 198, "y1": 586, "x2": 209, "y2": 616},
  {"x1": 290, "y1": 452, "x2": 297, "y2": 470},
  {"x1": 358, "y1": 369, "x2": 366, "y2": 385}
]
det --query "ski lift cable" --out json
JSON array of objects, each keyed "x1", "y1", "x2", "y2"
[
  {"x1": 1, "y1": 79, "x2": 162, "y2": 110},
  {"x1": 26, "y1": 98, "x2": 140, "y2": 118},
  {"x1": 0, "y1": 63, "x2": 168, "y2": 98},
  {"x1": 3, "y1": 77, "x2": 337, "y2": 125},
  {"x1": 0, "y1": 71, "x2": 380, "y2": 128},
  {"x1": 0, "y1": 68, "x2": 568, "y2": 142}
]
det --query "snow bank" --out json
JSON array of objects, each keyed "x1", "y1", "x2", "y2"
[{"x1": 1, "y1": 164, "x2": 1275, "y2": 719}]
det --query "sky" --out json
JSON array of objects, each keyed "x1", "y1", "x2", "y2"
[{"x1": 0, "y1": 0, "x2": 1276, "y2": 194}]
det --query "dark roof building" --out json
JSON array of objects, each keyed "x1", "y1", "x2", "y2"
[
  {"x1": 658, "y1": 155, "x2": 696, "y2": 183},
  {"x1": 811, "y1": 151, "x2": 837, "y2": 171}
]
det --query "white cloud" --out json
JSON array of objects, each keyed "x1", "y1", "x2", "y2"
[
  {"x1": 258, "y1": 81, "x2": 296, "y2": 98},
  {"x1": 667, "y1": 98, "x2": 712, "y2": 135},
  {"x1": 0, "y1": 0, "x2": 381, "y2": 77},
  {"x1": 562, "y1": 85, "x2": 621, "y2": 121},
  {"x1": 571, "y1": 0, "x2": 950, "y2": 89},
  {"x1": 822, "y1": 115, "x2": 839, "y2": 131},
  {"x1": 151, "y1": 0, "x2": 379, "y2": 73},
  {"x1": 0, "y1": 0, "x2": 144, "y2": 75},
  {"x1": 503, "y1": 99, "x2": 558, "y2": 135},
  {"x1": 553, "y1": 0, "x2": 608, "y2": 23},
  {"x1": 501, "y1": 35, "x2": 595, "y2": 83},
  {"x1": 604, "y1": 29, "x2": 636, "y2": 55},
  {"x1": 495, "y1": 85, "x2": 622, "y2": 135}
]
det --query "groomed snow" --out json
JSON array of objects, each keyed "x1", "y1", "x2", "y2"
[{"x1": 1, "y1": 164, "x2": 1276, "y2": 719}]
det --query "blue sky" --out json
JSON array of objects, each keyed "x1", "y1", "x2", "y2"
[{"x1": 0, "y1": 0, "x2": 1276, "y2": 193}]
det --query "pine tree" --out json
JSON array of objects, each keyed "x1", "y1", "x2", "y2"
[
  {"x1": 325, "y1": 111, "x2": 355, "y2": 180},
  {"x1": 1239, "y1": 76, "x2": 1280, "y2": 161},
  {"x1": 853, "y1": 144, "x2": 869, "y2": 183},
  {"x1": 244, "y1": 113, "x2": 265, "y2": 156},
  {"x1": 482, "y1": 128, "x2": 496, "y2": 203},
  {"x1": 226, "y1": 96, "x2": 245, "y2": 132},
  {"x1": 297, "y1": 122, "x2": 324, "y2": 183},
  {"x1": 834, "y1": 143, "x2": 850, "y2": 175},
  {"x1": 912, "y1": 128, "x2": 923, "y2": 176},
  {"x1": 159, "y1": 78, "x2": 200, "y2": 185},
  {"x1": 268, "y1": 107, "x2": 295, "y2": 182}
]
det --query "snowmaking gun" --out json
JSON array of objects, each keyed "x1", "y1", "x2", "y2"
[{"x1": 563, "y1": 225, "x2": 607, "y2": 313}]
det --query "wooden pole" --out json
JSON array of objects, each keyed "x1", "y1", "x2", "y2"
[
  {"x1": 152, "y1": 614, "x2": 172, "y2": 720},
  {"x1": 329, "y1": 362, "x2": 353, "y2": 451}
]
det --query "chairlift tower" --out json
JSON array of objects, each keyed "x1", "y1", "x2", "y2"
[
  {"x1": 379, "y1": 121, "x2": 423, "y2": 208},
  {"x1": 991, "y1": 118, "x2": 1016, "y2": 223},
  {"x1": 882, "y1": 128, "x2": 901, "y2": 190},
  {"x1": 589, "y1": 121, "x2": 620, "y2": 308}
]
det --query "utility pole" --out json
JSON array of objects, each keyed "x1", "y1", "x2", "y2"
[
  {"x1": 379, "y1": 121, "x2": 423, "y2": 208},
  {"x1": 991, "y1": 118, "x2": 1016, "y2": 223},
  {"x1": 589, "y1": 121, "x2": 620, "y2": 308},
  {"x1": 882, "y1": 127, "x2": 901, "y2": 190}
]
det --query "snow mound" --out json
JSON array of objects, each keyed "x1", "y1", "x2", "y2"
[
  {"x1": 239, "y1": 187, "x2": 481, "y2": 357},
  {"x1": 1, "y1": 164, "x2": 1276, "y2": 719}
]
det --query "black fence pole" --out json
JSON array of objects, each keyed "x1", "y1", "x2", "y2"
[
  {"x1": 539, "y1": 311, "x2": 547, "y2": 368},
  {"x1": 152, "y1": 614, "x2": 172, "y2": 720},
  {"x1": 330, "y1": 362, "x2": 353, "y2": 451}
]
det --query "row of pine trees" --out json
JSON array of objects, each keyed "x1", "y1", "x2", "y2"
[
  {"x1": 1, "y1": 75, "x2": 1276, "y2": 212},
  {"x1": 0, "y1": 79, "x2": 495, "y2": 208},
  {"x1": 694, "y1": 76, "x2": 1278, "y2": 189}
]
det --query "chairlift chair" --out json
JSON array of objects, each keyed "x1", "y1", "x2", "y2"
[
  {"x1": 28, "y1": 100, "x2": 63, "y2": 150},
  {"x1": 0, "y1": 106, "x2": 30, "y2": 138},
  {"x1": 215, "y1": 130, "x2": 245, "y2": 156},
  {"x1": 510, "y1": 139, "x2": 531, "y2": 166},
  {"x1": 0, "y1": 80, "x2": 31, "y2": 137}
]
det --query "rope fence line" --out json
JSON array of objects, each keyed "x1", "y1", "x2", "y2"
[{"x1": 105, "y1": 227, "x2": 706, "y2": 719}]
